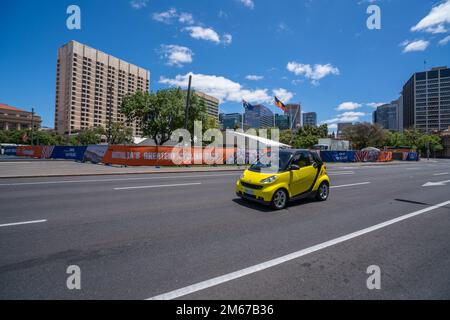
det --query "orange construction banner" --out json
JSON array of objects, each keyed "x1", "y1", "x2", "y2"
[
  {"x1": 102, "y1": 146, "x2": 159, "y2": 166},
  {"x1": 377, "y1": 151, "x2": 393, "y2": 162},
  {"x1": 16, "y1": 146, "x2": 43, "y2": 158}
]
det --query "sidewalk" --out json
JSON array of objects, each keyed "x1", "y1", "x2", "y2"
[{"x1": 0, "y1": 160, "x2": 248, "y2": 178}]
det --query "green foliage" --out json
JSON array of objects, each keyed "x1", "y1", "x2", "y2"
[
  {"x1": 108, "y1": 122, "x2": 134, "y2": 145},
  {"x1": 121, "y1": 88, "x2": 208, "y2": 145},
  {"x1": 70, "y1": 127, "x2": 105, "y2": 146},
  {"x1": 341, "y1": 123, "x2": 385, "y2": 150},
  {"x1": 279, "y1": 124, "x2": 329, "y2": 149},
  {"x1": 0, "y1": 129, "x2": 67, "y2": 145}
]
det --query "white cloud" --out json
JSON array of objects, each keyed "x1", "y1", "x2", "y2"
[
  {"x1": 287, "y1": 61, "x2": 340, "y2": 84},
  {"x1": 159, "y1": 72, "x2": 289, "y2": 104},
  {"x1": 366, "y1": 102, "x2": 386, "y2": 108},
  {"x1": 152, "y1": 8, "x2": 194, "y2": 25},
  {"x1": 401, "y1": 39, "x2": 430, "y2": 53},
  {"x1": 273, "y1": 88, "x2": 294, "y2": 104},
  {"x1": 246, "y1": 75, "x2": 264, "y2": 81},
  {"x1": 130, "y1": 0, "x2": 148, "y2": 9},
  {"x1": 160, "y1": 45, "x2": 193, "y2": 67},
  {"x1": 223, "y1": 33, "x2": 233, "y2": 45},
  {"x1": 152, "y1": 8, "x2": 177, "y2": 23},
  {"x1": 439, "y1": 34, "x2": 450, "y2": 45},
  {"x1": 336, "y1": 102, "x2": 362, "y2": 111},
  {"x1": 322, "y1": 111, "x2": 367, "y2": 126},
  {"x1": 184, "y1": 26, "x2": 221, "y2": 43},
  {"x1": 239, "y1": 0, "x2": 255, "y2": 9},
  {"x1": 411, "y1": 0, "x2": 450, "y2": 33},
  {"x1": 178, "y1": 12, "x2": 194, "y2": 25}
]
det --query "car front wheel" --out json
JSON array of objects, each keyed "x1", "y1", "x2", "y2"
[
  {"x1": 315, "y1": 182, "x2": 329, "y2": 201},
  {"x1": 272, "y1": 189, "x2": 288, "y2": 210}
]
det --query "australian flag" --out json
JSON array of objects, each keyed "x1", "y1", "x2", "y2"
[{"x1": 243, "y1": 100, "x2": 255, "y2": 111}]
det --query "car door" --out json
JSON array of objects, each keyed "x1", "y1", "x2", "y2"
[{"x1": 289, "y1": 152, "x2": 318, "y2": 196}]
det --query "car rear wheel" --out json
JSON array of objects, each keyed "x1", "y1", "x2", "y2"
[
  {"x1": 272, "y1": 189, "x2": 288, "y2": 210},
  {"x1": 315, "y1": 182, "x2": 329, "y2": 201}
]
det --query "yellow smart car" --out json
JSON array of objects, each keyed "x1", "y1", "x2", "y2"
[{"x1": 236, "y1": 149, "x2": 330, "y2": 210}]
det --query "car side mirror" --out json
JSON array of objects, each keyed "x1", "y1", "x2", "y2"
[
  {"x1": 290, "y1": 164, "x2": 300, "y2": 171},
  {"x1": 313, "y1": 162, "x2": 318, "y2": 169}
]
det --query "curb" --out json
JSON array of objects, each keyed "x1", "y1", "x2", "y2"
[{"x1": 0, "y1": 168, "x2": 246, "y2": 179}]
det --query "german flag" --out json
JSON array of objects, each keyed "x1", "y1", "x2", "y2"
[{"x1": 274, "y1": 96, "x2": 287, "y2": 112}]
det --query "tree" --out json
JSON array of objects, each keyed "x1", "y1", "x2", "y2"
[
  {"x1": 383, "y1": 131, "x2": 406, "y2": 148},
  {"x1": 71, "y1": 127, "x2": 104, "y2": 146},
  {"x1": 279, "y1": 124, "x2": 329, "y2": 149},
  {"x1": 0, "y1": 129, "x2": 66, "y2": 145},
  {"x1": 403, "y1": 128, "x2": 423, "y2": 149},
  {"x1": 108, "y1": 122, "x2": 134, "y2": 145},
  {"x1": 121, "y1": 88, "x2": 208, "y2": 145},
  {"x1": 342, "y1": 123, "x2": 385, "y2": 150},
  {"x1": 418, "y1": 134, "x2": 443, "y2": 157}
]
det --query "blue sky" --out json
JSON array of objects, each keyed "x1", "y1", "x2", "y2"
[{"x1": 1, "y1": 0, "x2": 449, "y2": 131}]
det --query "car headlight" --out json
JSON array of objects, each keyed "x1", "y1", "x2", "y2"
[{"x1": 260, "y1": 176, "x2": 278, "y2": 184}]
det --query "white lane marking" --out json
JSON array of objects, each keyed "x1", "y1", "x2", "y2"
[
  {"x1": 148, "y1": 200, "x2": 450, "y2": 300},
  {"x1": 0, "y1": 162, "x2": 33, "y2": 164},
  {"x1": 0, "y1": 219, "x2": 47, "y2": 228},
  {"x1": 331, "y1": 182, "x2": 371, "y2": 189},
  {"x1": 114, "y1": 182, "x2": 202, "y2": 191},
  {"x1": 328, "y1": 172, "x2": 354, "y2": 176},
  {"x1": 0, "y1": 173, "x2": 239, "y2": 187},
  {"x1": 422, "y1": 180, "x2": 450, "y2": 187},
  {"x1": 434, "y1": 173, "x2": 449, "y2": 176}
]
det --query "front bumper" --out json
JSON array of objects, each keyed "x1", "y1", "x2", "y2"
[
  {"x1": 236, "y1": 191, "x2": 271, "y2": 205},
  {"x1": 236, "y1": 180, "x2": 273, "y2": 205}
]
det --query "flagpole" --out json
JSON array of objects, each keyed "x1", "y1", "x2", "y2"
[{"x1": 291, "y1": 105, "x2": 300, "y2": 132}]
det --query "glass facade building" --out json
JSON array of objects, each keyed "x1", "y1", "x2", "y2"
[
  {"x1": 402, "y1": 66, "x2": 450, "y2": 133},
  {"x1": 373, "y1": 101, "x2": 399, "y2": 131},
  {"x1": 303, "y1": 112, "x2": 317, "y2": 127},
  {"x1": 245, "y1": 104, "x2": 274, "y2": 129}
]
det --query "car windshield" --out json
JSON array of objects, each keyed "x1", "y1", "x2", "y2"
[{"x1": 249, "y1": 151, "x2": 294, "y2": 172}]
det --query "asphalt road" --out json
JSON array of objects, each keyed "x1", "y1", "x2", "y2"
[{"x1": 0, "y1": 160, "x2": 450, "y2": 299}]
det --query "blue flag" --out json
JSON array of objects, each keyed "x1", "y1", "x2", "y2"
[{"x1": 243, "y1": 100, "x2": 255, "y2": 111}]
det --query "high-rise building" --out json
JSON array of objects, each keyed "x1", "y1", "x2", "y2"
[
  {"x1": 373, "y1": 101, "x2": 400, "y2": 131},
  {"x1": 0, "y1": 103, "x2": 42, "y2": 131},
  {"x1": 55, "y1": 40, "x2": 150, "y2": 136},
  {"x1": 285, "y1": 104, "x2": 301, "y2": 129},
  {"x1": 275, "y1": 114, "x2": 290, "y2": 130},
  {"x1": 303, "y1": 112, "x2": 317, "y2": 127},
  {"x1": 245, "y1": 104, "x2": 274, "y2": 129},
  {"x1": 221, "y1": 113, "x2": 243, "y2": 129},
  {"x1": 337, "y1": 123, "x2": 353, "y2": 139},
  {"x1": 402, "y1": 66, "x2": 450, "y2": 133},
  {"x1": 193, "y1": 91, "x2": 220, "y2": 121}
]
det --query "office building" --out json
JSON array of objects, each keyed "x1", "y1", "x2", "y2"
[
  {"x1": 275, "y1": 114, "x2": 290, "y2": 130},
  {"x1": 221, "y1": 113, "x2": 243, "y2": 129},
  {"x1": 402, "y1": 66, "x2": 450, "y2": 133},
  {"x1": 194, "y1": 92, "x2": 220, "y2": 121},
  {"x1": 373, "y1": 100, "x2": 400, "y2": 131},
  {"x1": 55, "y1": 40, "x2": 150, "y2": 136},
  {"x1": 0, "y1": 103, "x2": 42, "y2": 131},
  {"x1": 303, "y1": 112, "x2": 317, "y2": 127},
  {"x1": 285, "y1": 104, "x2": 301, "y2": 129},
  {"x1": 337, "y1": 123, "x2": 353, "y2": 139},
  {"x1": 245, "y1": 104, "x2": 274, "y2": 129}
]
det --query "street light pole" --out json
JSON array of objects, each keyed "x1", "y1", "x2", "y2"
[
  {"x1": 184, "y1": 75, "x2": 192, "y2": 130},
  {"x1": 107, "y1": 83, "x2": 113, "y2": 143},
  {"x1": 30, "y1": 107, "x2": 35, "y2": 146}
]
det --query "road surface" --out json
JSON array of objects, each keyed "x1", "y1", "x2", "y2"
[{"x1": 1, "y1": 160, "x2": 450, "y2": 299}]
